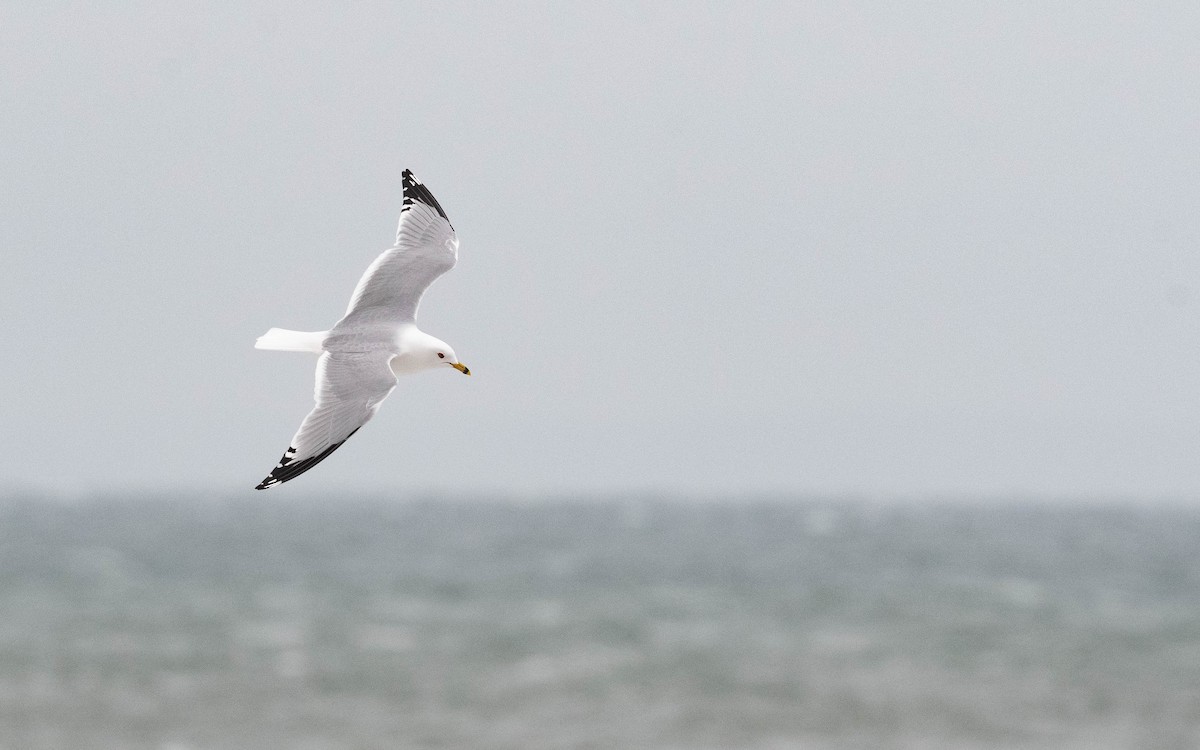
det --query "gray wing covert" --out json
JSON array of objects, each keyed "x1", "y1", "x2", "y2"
[
  {"x1": 340, "y1": 170, "x2": 458, "y2": 325},
  {"x1": 255, "y1": 351, "x2": 397, "y2": 490}
]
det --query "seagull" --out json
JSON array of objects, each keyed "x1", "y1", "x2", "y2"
[{"x1": 253, "y1": 169, "x2": 469, "y2": 490}]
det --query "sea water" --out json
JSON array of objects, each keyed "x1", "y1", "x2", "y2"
[{"x1": 1, "y1": 496, "x2": 1198, "y2": 749}]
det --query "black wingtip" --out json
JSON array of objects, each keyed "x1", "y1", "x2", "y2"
[
  {"x1": 254, "y1": 429, "x2": 361, "y2": 491},
  {"x1": 400, "y1": 168, "x2": 451, "y2": 225}
]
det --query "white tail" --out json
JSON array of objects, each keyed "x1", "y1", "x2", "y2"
[{"x1": 254, "y1": 328, "x2": 327, "y2": 353}]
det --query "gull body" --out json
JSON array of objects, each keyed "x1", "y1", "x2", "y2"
[
  {"x1": 255, "y1": 325, "x2": 465, "y2": 375},
  {"x1": 253, "y1": 170, "x2": 468, "y2": 490}
]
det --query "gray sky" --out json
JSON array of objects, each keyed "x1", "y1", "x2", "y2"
[{"x1": 2, "y1": 2, "x2": 1198, "y2": 499}]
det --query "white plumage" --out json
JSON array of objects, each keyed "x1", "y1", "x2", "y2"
[{"x1": 254, "y1": 169, "x2": 469, "y2": 490}]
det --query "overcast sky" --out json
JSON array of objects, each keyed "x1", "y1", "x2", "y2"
[{"x1": 2, "y1": 2, "x2": 1198, "y2": 499}]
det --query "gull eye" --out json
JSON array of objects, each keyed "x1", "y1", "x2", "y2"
[{"x1": 437, "y1": 353, "x2": 445, "y2": 359}]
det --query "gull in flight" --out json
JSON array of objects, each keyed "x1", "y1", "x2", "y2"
[{"x1": 253, "y1": 169, "x2": 469, "y2": 490}]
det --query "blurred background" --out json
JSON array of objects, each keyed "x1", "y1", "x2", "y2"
[{"x1": 2, "y1": 2, "x2": 1199, "y2": 747}]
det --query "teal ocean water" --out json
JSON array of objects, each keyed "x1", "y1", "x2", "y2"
[{"x1": 2, "y1": 497, "x2": 1199, "y2": 749}]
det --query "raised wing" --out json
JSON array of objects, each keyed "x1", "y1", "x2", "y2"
[
  {"x1": 255, "y1": 351, "x2": 397, "y2": 490},
  {"x1": 340, "y1": 169, "x2": 458, "y2": 325}
]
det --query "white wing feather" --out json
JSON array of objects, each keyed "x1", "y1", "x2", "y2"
[
  {"x1": 255, "y1": 351, "x2": 397, "y2": 490},
  {"x1": 340, "y1": 195, "x2": 458, "y2": 325}
]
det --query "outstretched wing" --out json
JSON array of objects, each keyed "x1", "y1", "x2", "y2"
[
  {"x1": 255, "y1": 351, "x2": 397, "y2": 490},
  {"x1": 339, "y1": 169, "x2": 458, "y2": 326}
]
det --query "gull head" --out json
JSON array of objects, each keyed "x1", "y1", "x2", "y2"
[
  {"x1": 437, "y1": 347, "x2": 470, "y2": 376},
  {"x1": 425, "y1": 337, "x2": 470, "y2": 376},
  {"x1": 395, "y1": 330, "x2": 470, "y2": 376}
]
